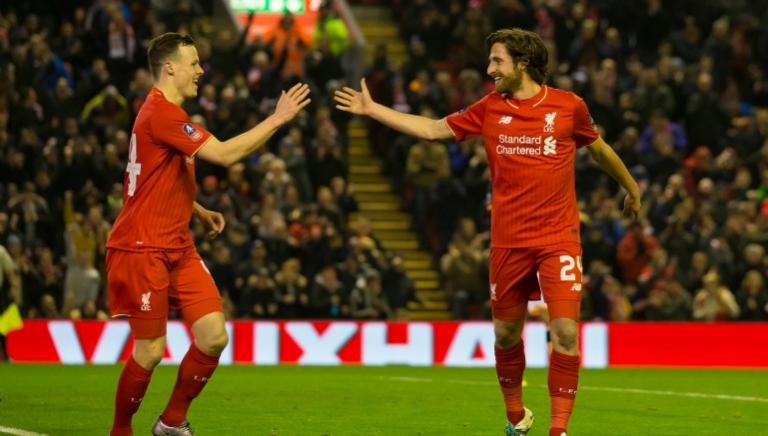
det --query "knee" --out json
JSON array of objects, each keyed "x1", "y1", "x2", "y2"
[
  {"x1": 134, "y1": 340, "x2": 165, "y2": 369},
  {"x1": 198, "y1": 329, "x2": 229, "y2": 356},
  {"x1": 552, "y1": 328, "x2": 578, "y2": 354},
  {"x1": 494, "y1": 323, "x2": 523, "y2": 349}
]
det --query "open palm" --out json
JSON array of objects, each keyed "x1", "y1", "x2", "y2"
[
  {"x1": 334, "y1": 78, "x2": 374, "y2": 115},
  {"x1": 274, "y1": 83, "x2": 311, "y2": 124}
]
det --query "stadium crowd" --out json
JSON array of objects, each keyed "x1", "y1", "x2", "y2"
[
  {"x1": 0, "y1": 0, "x2": 420, "y2": 325},
  {"x1": 377, "y1": 0, "x2": 768, "y2": 321},
  {"x1": 0, "y1": 0, "x2": 767, "y2": 327}
]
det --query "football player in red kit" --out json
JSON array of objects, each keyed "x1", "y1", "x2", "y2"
[
  {"x1": 107, "y1": 33, "x2": 310, "y2": 435},
  {"x1": 335, "y1": 28, "x2": 640, "y2": 436}
]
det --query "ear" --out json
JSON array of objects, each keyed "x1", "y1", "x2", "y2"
[{"x1": 165, "y1": 61, "x2": 174, "y2": 76}]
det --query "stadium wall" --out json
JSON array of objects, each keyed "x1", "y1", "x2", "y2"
[{"x1": 6, "y1": 320, "x2": 768, "y2": 368}]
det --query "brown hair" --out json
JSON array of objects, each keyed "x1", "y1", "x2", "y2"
[
  {"x1": 486, "y1": 28, "x2": 548, "y2": 84},
  {"x1": 147, "y1": 33, "x2": 196, "y2": 79}
]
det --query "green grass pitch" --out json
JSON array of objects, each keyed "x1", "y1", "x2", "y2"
[{"x1": 0, "y1": 365, "x2": 765, "y2": 435}]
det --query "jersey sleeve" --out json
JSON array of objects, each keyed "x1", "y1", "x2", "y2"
[
  {"x1": 445, "y1": 94, "x2": 490, "y2": 142},
  {"x1": 150, "y1": 104, "x2": 212, "y2": 156},
  {"x1": 573, "y1": 96, "x2": 599, "y2": 147}
]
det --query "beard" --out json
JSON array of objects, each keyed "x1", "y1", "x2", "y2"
[{"x1": 495, "y1": 69, "x2": 523, "y2": 95}]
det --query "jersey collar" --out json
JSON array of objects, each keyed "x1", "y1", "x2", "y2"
[{"x1": 504, "y1": 85, "x2": 548, "y2": 110}]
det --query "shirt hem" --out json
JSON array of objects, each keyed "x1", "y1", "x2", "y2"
[
  {"x1": 490, "y1": 238, "x2": 581, "y2": 249},
  {"x1": 105, "y1": 242, "x2": 194, "y2": 252}
]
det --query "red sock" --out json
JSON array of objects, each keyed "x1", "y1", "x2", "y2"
[
  {"x1": 548, "y1": 351, "x2": 580, "y2": 434},
  {"x1": 111, "y1": 356, "x2": 153, "y2": 436},
  {"x1": 495, "y1": 341, "x2": 526, "y2": 424},
  {"x1": 160, "y1": 344, "x2": 220, "y2": 426}
]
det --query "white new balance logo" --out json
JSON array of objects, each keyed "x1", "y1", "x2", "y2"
[
  {"x1": 499, "y1": 116, "x2": 512, "y2": 124},
  {"x1": 543, "y1": 136, "x2": 557, "y2": 155}
]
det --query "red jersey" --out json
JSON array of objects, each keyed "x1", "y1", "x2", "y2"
[
  {"x1": 446, "y1": 85, "x2": 599, "y2": 248},
  {"x1": 106, "y1": 87, "x2": 212, "y2": 251}
]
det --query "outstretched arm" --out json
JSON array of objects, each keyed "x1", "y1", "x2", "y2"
[
  {"x1": 334, "y1": 78, "x2": 454, "y2": 141},
  {"x1": 586, "y1": 137, "x2": 641, "y2": 219},
  {"x1": 198, "y1": 83, "x2": 311, "y2": 166}
]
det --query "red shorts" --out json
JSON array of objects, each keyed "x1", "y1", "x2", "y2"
[
  {"x1": 489, "y1": 242, "x2": 583, "y2": 322},
  {"x1": 106, "y1": 246, "x2": 223, "y2": 339}
]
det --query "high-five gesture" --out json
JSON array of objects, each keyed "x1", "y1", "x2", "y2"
[
  {"x1": 335, "y1": 78, "x2": 375, "y2": 116},
  {"x1": 274, "y1": 83, "x2": 312, "y2": 124},
  {"x1": 333, "y1": 78, "x2": 453, "y2": 141}
]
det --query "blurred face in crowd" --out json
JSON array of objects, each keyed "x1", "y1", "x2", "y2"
[
  {"x1": 487, "y1": 43, "x2": 524, "y2": 95},
  {"x1": 317, "y1": 186, "x2": 333, "y2": 206},
  {"x1": 744, "y1": 244, "x2": 765, "y2": 265},
  {"x1": 703, "y1": 272, "x2": 719, "y2": 292},
  {"x1": 742, "y1": 270, "x2": 764, "y2": 295},
  {"x1": 330, "y1": 177, "x2": 345, "y2": 194}
]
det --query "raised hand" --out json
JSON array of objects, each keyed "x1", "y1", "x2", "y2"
[
  {"x1": 274, "y1": 83, "x2": 311, "y2": 124},
  {"x1": 334, "y1": 78, "x2": 374, "y2": 115}
]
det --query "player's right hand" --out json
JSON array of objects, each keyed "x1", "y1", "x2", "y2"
[
  {"x1": 274, "y1": 83, "x2": 311, "y2": 124},
  {"x1": 334, "y1": 78, "x2": 374, "y2": 116}
]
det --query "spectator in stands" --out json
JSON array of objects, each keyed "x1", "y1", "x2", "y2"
[
  {"x1": 274, "y1": 258, "x2": 310, "y2": 318},
  {"x1": 0, "y1": 243, "x2": 21, "y2": 360},
  {"x1": 640, "y1": 110, "x2": 688, "y2": 154},
  {"x1": 634, "y1": 68, "x2": 675, "y2": 124},
  {"x1": 736, "y1": 270, "x2": 768, "y2": 321},
  {"x1": 311, "y1": 264, "x2": 348, "y2": 318},
  {"x1": 440, "y1": 234, "x2": 484, "y2": 319},
  {"x1": 731, "y1": 243, "x2": 768, "y2": 290},
  {"x1": 239, "y1": 266, "x2": 279, "y2": 319},
  {"x1": 616, "y1": 221, "x2": 659, "y2": 284},
  {"x1": 645, "y1": 280, "x2": 692, "y2": 321},
  {"x1": 104, "y1": 3, "x2": 136, "y2": 88},
  {"x1": 263, "y1": 12, "x2": 312, "y2": 82},
  {"x1": 406, "y1": 135, "x2": 450, "y2": 251},
  {"x1": 313, "y1": 2, "x2": 349, "y2": 57},
  {"x1": 309, "y1": 125, "x2": 347, "y2": 189},
  {"x1": 2, "y1": 0, "x2": 768, "y2": 324},
  {"x1": 62, "y1": 210, "x2": 101, "y2": 318},
  {"x1": 260, "y1": 158, "x2": 295, "y2": 209},
  {"x1": 693, "y1": 271, "x2": 740, "y2": 321},
  {"x1": 382, "y1": 253, "x2": 420, "y2": 319},
  {"x1": 349, "y1": 268, "x2": 391, "y2": 320},
  {"x1": 330, "y1": 176, "x2": 358, "y2": 221}
]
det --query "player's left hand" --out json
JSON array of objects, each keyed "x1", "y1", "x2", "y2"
[
  {"x1": 622, "y1": 193, "x2": 641, "y2": 221},
  {"x1": 199, "y1": 208, "x2": 226, "y2": 238}
]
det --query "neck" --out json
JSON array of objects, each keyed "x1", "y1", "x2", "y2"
[
  {"x1": 155, "y1": 79, "x2": 183, "y2": 106},
  {"x1": 510, "y1": 78, "x2": 542, "y2": 100}
]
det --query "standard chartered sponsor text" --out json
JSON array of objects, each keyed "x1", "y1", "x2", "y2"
[
  {"x1": 497, "y1": 134, "x2": 542, "y2": 155},
  {"x1": 498, "y1": 134, "x2": 541, "y2": 144}
]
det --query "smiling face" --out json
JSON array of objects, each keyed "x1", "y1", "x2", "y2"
[
  {"x1": 487, "y1": 42, "x2": 524, "y2": 95},
  {"x1": 170, "y1": 44, "x2": 204, "y2": 99}
]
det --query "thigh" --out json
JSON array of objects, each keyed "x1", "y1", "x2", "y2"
[
  {"x1": 490, "y1": 247, "x2": 540, "y2": 322},
  {"x1": 106, "y1": 249, "x2": 170, "y2": 321},
  {"x1": 169, "y1": 248, "x2": 223, "y2": 325},
  {"x1": 537, "y1": 243, "x2": 583, "y2": 320}
]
